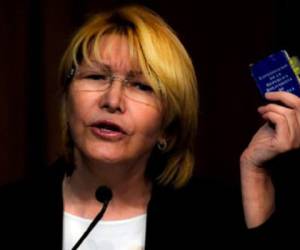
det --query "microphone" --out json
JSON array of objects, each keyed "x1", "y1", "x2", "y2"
[{"x1": 71, "y1": 186, "x2": 113, "y2": 250}]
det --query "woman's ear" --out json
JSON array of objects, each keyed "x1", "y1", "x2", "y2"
[{"x1": 157, "y1": 137, "x2": 167, "y2": 152}]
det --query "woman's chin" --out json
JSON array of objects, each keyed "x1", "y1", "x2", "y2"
[{"x1": 86, "y1": 150, "x2": 127, "y2": 165}]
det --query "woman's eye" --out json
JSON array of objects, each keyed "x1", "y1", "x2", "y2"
[
  {"x1": 85, "y1": 74, "x2": 107, "y2": 80},
  {"x1": 131, "y1": 82, "x2": 153, "y2": 92}
]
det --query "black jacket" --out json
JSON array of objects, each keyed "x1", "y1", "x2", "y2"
[{"x1": 0, "y1": 158, "x2": 248, "y2": 249}]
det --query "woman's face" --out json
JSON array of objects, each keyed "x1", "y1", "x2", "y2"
[{"x1": 67, "y1": 34, "x2": 164, "y2": 167}]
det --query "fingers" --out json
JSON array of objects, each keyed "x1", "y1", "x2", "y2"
[
  {"x1": 260, "y1": 92, "x2": 300, "y2": 129},
  {"x1": 265, "y1": 91, "x2": 300, "y2": 110},
  {"x1": 258, "y1": 103, "x2": 299, "y2": 132},
  {"x1": 258, "y1": 93, "x2": 300, "y2": 150},
  {"x1": 260, "y1": 111, "x2": 297, "y2": 151}
]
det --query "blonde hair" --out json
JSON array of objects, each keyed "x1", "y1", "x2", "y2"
[{"x1": 59, "y1": 4, "x2": 198, "y2": 188}]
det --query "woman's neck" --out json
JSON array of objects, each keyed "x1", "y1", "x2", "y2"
[{"x1": 63, "y1": 154, "x2": 152, "y2": 220}]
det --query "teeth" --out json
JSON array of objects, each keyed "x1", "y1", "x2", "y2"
[{"x1": 98, "y1": 124, "x2": 120, "y2": 132}]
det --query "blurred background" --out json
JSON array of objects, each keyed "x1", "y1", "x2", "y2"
[{"x1": 0, "y1": 0, "x2": 299, "y2": 186}]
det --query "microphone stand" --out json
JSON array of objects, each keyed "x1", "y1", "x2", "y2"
[{"x1": 71, "y1": 186, "x2": 112, "y2": 250}]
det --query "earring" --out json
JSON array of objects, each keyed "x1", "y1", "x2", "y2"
[
  {"x1": 157, "y1": 138, "x2": 167, "y2": 151},
  {"x1": 65, "y1": 66, "x2": 75, "y2": 82}
]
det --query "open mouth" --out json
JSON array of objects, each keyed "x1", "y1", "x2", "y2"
[{"x1": 91, "y1": 121, "x2": 126, "y2": 134}]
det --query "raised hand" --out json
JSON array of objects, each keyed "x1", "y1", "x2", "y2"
[{"x1": 240, "y1": 91, "x2": 300, "y2": 228}]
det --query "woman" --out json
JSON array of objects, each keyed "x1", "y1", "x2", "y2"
[
  {"x1": 0, "y1": 4, "x2": 295, "y2": 250},
  {"x1": 0, "y1": 4, "x2": 241, "y2": 249},
  {"x1": 60, "y1": 4, "x2": 199, "y2": 249}
]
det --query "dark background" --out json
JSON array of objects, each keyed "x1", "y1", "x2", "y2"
[{"x1": 0, "y1": 0, "x2": 299, "y2": 186}]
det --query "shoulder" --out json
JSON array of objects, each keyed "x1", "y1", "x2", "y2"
[
  {"x1": 0, "y1": 157, "x2": 66, "y2": 207},
  {"x1": 147, "y1": 175, "x2": 246, "y2": 248},
  {"x1": 0, "y1": 158, "x2": 66, "y2": 248},
  {"x1": 154, "y1": 175, "x2": 240, "y2": 200},
  {"x1": 151, "y1": 175, "x2": 242, "y2": 215}
]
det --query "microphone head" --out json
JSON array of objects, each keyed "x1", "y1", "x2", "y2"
[{"x1": 95, "y1": 186, "x2": 113, "y2": 204}]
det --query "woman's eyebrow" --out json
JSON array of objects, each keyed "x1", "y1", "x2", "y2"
[
  {"x1": 127, "y1": 70, "x2": 143, "y2": 77},
  {"x1": 85, "y1": 60, "x2": 143, "y2": 76},
  {"x1": 80, "y1": 60, "x2": 111, "y2": 72},
  {"x1": 90, "y1": 60, "x2": 111, "y2": 70}
]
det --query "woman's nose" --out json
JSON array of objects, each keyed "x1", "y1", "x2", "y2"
[{"x1": 99, "y1": 80, "x2": 125, "y2": 113}]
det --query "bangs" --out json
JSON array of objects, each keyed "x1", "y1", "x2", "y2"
[{"x1": 74, "y1": 27, "x2": 164, "y2": 101}]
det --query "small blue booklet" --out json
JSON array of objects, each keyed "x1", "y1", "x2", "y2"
[{"x1": 250, "y1": 50, "x2": 300, "y2": 97}]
